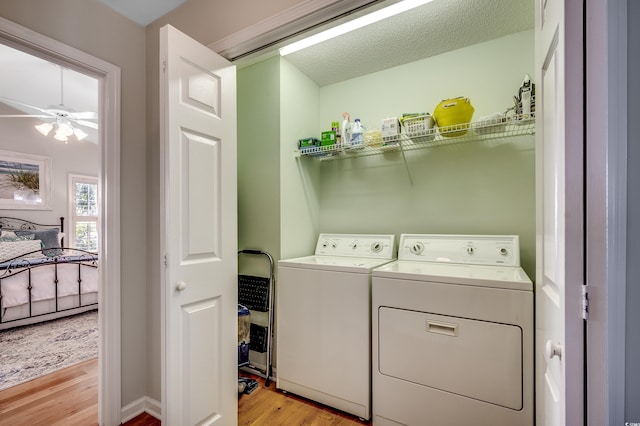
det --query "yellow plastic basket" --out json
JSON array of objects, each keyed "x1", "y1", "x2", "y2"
[{"x1": 433, "y1": 97, "x2": 475, "y2": 137}]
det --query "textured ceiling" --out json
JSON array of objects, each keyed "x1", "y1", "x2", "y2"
[{"x1": 284, "y1": 0, "x2": 534, "y2": 86}]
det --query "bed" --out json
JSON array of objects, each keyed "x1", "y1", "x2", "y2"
[{"x1": 0, "y1": 216, "x2": 98, "y2": 330}]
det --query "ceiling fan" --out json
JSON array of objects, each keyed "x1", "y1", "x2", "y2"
[{"x1": 0, "y1": 66, "x2": 98, "y2": 141}]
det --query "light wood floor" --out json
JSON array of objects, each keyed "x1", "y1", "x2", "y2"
[
  {"x1": 0, "y1": 360, "x2": 370, "y2": 425},
  {"x1": 0, "y1": 358, "x2": 98, "y2": 426}
]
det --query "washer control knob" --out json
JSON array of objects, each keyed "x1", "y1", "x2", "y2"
[
  {"x1": 466, "y1": 247, "x2": 474, "y2": 255},
  {"x1": 410, "y1": 242, "x2": 424, "y2": 255},
  {"x1": 371, "y1": 242, "x2": 383, "y2": 253},
  {"x1": 321, "y1": 241, "x2": 328, "y2": 249},
  {"x1": 351, "y1": 243, "x2": 358, "y2": 250},
  {"x1": 499, "y1": 247, "x2": 509, "y2": 256},
  {"x1": 331, "y1": 242, "x2": 337, "y2": 249}
]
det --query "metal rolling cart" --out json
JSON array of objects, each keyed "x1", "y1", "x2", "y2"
[{"x1": 238, "y1": 249, "x2": 274, "y2": 387}]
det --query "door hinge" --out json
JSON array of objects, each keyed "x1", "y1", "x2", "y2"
[
  {"x1": 163, "y1": 254, "x2": 168, "y2": 268},
  {"x1": 162, "y1": 58, "x2": 167, "y2": 73},
  {"x1": 582, "y1": 284, "x2": 589, "y2": 320}
]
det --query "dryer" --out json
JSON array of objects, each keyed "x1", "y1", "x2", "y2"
[
  {"x1": 371, "y1": 234, "x2": 533, "y2": 426},
  {"x1": 277, "y1": 234, "x2": 396, "y2": 420}
]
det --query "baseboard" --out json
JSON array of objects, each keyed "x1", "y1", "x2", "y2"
[{"x1": 121, "y1": 396, "x2": 161, "y2": 423}]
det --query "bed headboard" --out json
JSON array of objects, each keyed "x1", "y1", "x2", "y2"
[{"x1": 0, "y1": 217, "x2": 64, "y2": 245}]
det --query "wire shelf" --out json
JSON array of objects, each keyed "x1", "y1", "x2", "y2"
[{"x1": 294, "y1": 116, "x2": 535, "y2": 160}]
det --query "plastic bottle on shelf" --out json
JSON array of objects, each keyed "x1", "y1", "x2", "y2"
[
  {"x1": 332, "y1": 121, "x2": 341, "y2": 144},
  {"x1": 342, "y1": 112, "x2": 351, "y2": 148},
  {"x1": 351, "y1": 118, "x2": 364, "y2": 147}
]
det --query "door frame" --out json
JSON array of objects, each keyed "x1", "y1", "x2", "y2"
[
  {"x1": 0, "y1": 17, "x2": 122, "y2": 426},
  {"x1": 585, "y1": 0, "x2": 628, "y2": 424}
]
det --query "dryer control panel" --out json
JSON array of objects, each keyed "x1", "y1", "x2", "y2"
[
  {"x1": 399, "y1": 234, "x2": 520, "y2": 266},
  {"x1": 315, "y1": 234, "x2": 396, "y2": 259}
]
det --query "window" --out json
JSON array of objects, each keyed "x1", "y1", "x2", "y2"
[{"x1": 69, "y1": 174, "x2": 98, "y2": 252}]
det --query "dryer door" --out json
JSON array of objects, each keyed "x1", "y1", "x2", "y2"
[{"x1": 378, "y1": 308, "x2": 523, "y2": 410}]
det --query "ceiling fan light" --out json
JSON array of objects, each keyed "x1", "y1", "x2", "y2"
[
  {"x1": 54, "y1": 130, "x2": 69, "y2": 141},
  {"x1": 57, "y1": 120, "x2": 74, "y2": 137},
  {"x1": 74, "y1": 128, "x2": 88, "y2": 141},
  {"x1": 35, "y1": 122, "x2": 53, "y2": 136}
]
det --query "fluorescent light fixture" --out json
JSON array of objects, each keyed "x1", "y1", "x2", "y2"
[{"x1": 279, "y1": 0, "x2": 434, "y2": 56}]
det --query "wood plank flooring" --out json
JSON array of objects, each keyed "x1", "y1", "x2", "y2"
[
  {"x1": 0, "y1": 360, "x2": 370, "y2": 425},
  {"x1": 237, "y1": 373, "x2": 369, "y2": 426},
  {"x1": 0, "y1": 358, "x2": 98, "y2": 426}
]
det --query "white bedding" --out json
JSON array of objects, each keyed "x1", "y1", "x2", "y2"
[{"x1": 0, "y1": 260, "x2": 98, "y2": 309}]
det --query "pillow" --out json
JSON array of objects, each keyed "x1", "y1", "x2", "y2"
[
  {"x1": 14, "y1": 228, "x2": 63, "y2": 257},
  {"x1": 0, "y1": 240, "x2": 44, "y2": 263},
  {"x1": 0, "y1": 233, "x2": 35, "y2": 242}
]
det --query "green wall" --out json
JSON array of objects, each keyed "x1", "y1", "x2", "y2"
[
  {"x1": 279, "y1": 58, "x2": 322, "y2": 259},
  {"x1": 238, "y1": 56, "x2": 282, "y2": 271},
  {"x1": 238, "y1": 30, "x2": 536, "y2": 278},
  {"x1": 314, "y1": 30, "x2": 536, "y2": 277}
]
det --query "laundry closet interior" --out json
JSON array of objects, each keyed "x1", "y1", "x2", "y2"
[{"x1": 236, "y1": 0, "x2": 535, "y2": 392}]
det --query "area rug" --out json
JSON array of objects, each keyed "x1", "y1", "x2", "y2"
[{"x1": 0, "y1": 310, "x2": 98, "y2": 391}]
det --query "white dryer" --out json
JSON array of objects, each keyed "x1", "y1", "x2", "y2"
[
  {"x1": 371, "y1": 234, "x2": 533, "y2": 426},
  {"x1": 277, "y1": 234, "x2": 396, "y2": 420}
]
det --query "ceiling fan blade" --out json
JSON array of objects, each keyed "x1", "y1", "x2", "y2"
[
  {"x1": 0, "y1": 97, "x2": 53, "y2": 115},
  {"x1": 74, "y1": 119, "x2": 99, "y2": 130},
  {"x1": 0, "y1": 114, "x2": 51, "y2": 118},
  {"x1": 68, "y1": 111, "x2": 98, "y2": 120}
]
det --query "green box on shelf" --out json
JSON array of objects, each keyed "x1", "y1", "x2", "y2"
[
  {"x1": 320, "y1": 131, "x2": 336, "y2": 146},
  {"x1": 298, "y1": 137, "x2": 317, "y2": 148}
]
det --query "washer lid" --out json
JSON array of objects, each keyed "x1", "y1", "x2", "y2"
[
  {"x1": 279, "y1": 255, "x2": 395, "y2": 273},
  {"x1": 373, "y1": 261, "x2": 533, "y2": 291}
]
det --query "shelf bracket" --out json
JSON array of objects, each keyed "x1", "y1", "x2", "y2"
[{"x1": 398, "y1": 139, "x2": 414, "y2": 185}]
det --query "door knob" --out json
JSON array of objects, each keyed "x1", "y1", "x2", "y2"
[
  {"x1": 176, "y1": 281, "x2": 187, "y2": 291},
  {"x1": 545, "y1": 340, "x2": 562, "y2": 360}
]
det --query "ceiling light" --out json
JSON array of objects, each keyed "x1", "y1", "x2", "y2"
[
  {"x1": 279, "y1": 0, "x2": 434, "y2": 56},
  {"x1": 57, "y1": 118, "x2": 74, "y2": 137},
  {"x1": 73, "y1": 128, "x2": 88, "y2": 141},
  {"x1": 30, "y1": 66, "x2": 95, "y2": 143},
  {"x1": 35, "y1": 122, "x2": 53, "y2": 136},
  {"x1": 54, "y1": 131, "x2": 69, "y2": 142}
]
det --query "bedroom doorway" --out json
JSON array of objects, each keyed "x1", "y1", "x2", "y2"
[{"x1": 0, "y1": 17, "x2": 121, "y2": 426}]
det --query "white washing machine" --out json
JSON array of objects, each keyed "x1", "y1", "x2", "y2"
[
  {"x1": 277, "y1": 233, "x2": 396, "y2": 420},
  {"x1": 371, "y1": 234, "x2": 533, "y2": 426}
]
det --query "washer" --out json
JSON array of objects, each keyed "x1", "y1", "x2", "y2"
[
  {"x1": 371, "y1": 234, "x2": 533, "y2": 426},
  {"x1": 277, "y1": 234, "x2": 396, "y2": 420}
]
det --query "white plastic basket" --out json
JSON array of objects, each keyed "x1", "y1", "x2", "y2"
[
  {"x1": 402, "y1": 114, "x2": 436, "y2": 143},
  {"x1": 472, "y1": 113, "x2": 508, "y2": 135}
]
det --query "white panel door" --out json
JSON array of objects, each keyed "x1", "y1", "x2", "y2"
[
  {"x1": 160, "y1": 25, "x2": 237, "y2": 426},
  {"x1": 535, "y1": 1, "x2": 584, "y2": 425}
]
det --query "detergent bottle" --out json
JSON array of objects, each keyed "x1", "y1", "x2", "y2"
[{"x1": 351, "y1": 118, "x2": 364, "y2": 147}]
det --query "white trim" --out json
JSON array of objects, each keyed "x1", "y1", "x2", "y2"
[
  {"x1": 0, "y1": 17, "x2": 122, "y2": 426},
  {"x1": 67, "y1": 173, "x2": 98, "y2": 250},
  {"x1": 208, "y1": 0, "x2": 390, "y2": 61},
  {"x1": 607, "y1": 0, "x2": 627, "y2": 422},
  {"x1": 585, "y1": 0, "x2": 628, "y2": 424},
  {"x1": 120, "y1": 396, "x2": 162, "y2": 423}
]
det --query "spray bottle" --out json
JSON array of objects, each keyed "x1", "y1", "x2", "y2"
[{"x1": 342, "y1": 112, "x2": 351, "y2": 148}]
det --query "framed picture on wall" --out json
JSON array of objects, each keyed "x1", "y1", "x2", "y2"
[{"x1": 0, "y1": 150, "x2": 51, "y2": 210}]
